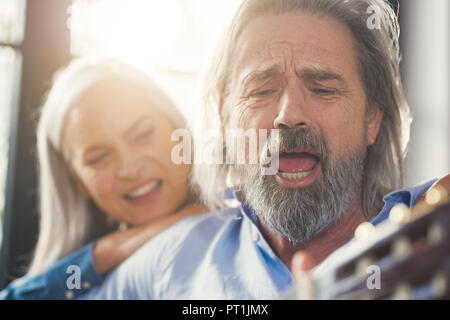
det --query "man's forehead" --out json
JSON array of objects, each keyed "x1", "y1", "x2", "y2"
[
  {"x1": 237, "y1": 44, "x2": 349, "y2": 84},
  {"x1": 233, "y1": 12, "x2": 358, "y2": 82}
]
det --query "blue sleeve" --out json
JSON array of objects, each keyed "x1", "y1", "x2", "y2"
[{"x1": 0, "y1": 241, "x2": 104, "y2": 300}]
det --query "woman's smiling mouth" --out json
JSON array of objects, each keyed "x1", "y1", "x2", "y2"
[{"x1": 123, "y1": 179, "x2": 163, "y2": 205}]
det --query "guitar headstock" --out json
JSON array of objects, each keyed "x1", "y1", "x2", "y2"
[{"x1": 285, "y1": 183, "x2": 450, "y2": 300}]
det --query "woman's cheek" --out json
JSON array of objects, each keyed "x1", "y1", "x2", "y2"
[{"x1": 81, "y1": 168, "x2": 116, "y2": 199}]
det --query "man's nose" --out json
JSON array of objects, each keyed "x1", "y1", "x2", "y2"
[{"x1": 273, "y1": 85, "x2": 309, "y2": 129}]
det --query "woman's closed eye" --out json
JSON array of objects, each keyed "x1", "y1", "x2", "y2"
[
  {"x1": 133, "y1": 127, "x2": 154, "y2": 143},
  {"x1": 86, "y1": 151, "x2": 110, "y2": 165}
]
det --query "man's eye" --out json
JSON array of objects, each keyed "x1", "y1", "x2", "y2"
[
  {"x1": 252, "y1": 89, "x2": 276, "y2": 97},
  {"x1": 311, "y1": 88, "x2": 337, "y2": 96},
  {"x1": 87, "y1": 152, "x2": 110, "y2": 165}
]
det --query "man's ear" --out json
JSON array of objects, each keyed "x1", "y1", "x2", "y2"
[{"x1": 367, "y1": 104, "x2": 383, "y2": 146}]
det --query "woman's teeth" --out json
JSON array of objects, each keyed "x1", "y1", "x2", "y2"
[
  {"x1": 279, "y1": 170, "x2": 313, "y2": 180},
  {"x1": 127, "y1": 181, "x2": 160, "y2": 199}
]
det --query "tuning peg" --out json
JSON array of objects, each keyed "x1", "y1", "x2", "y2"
[
  {"x1": 410, "y1": 185, "x2": 449, "y2": 219},
  {"x1": 391, "y1": 236, "x2": 413, "y2": 259},
  {"x1": 425, "y1": 185, "x2": 449, "y2": 206},
  {"x1": 431, "y1": 271, "x2": 447, "y2": 298},
  {"x1": 356, "y1": 255, "x2": 375, "y2": 276},
  {"x1": 393, "y1": 282, "x2": 412, "y2": 300},
  {"x1": 389, "y1": 203, "x2": 412, "y2": 224},
  {"x1": 428, "y1": 223, "x2": 444, "y2": 245},
  {"x1": 354, "y1": 222, "x2": 376, "y2": 241}
]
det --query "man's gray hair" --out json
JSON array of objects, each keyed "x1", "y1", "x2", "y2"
[{"x1": 192, "y1": 0, "x2": 411, "y2": 218}]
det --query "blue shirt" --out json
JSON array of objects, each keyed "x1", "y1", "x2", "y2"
[
  {"x1": 0, "y1": 241, "x2": 103, "y2": 300},
  {"x1": 79, "y1": 179, "x2": 436, "y2": 300}
]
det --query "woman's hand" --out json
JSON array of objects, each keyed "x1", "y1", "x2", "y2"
[{"x1": 92, "y1": 203, "x2": 208, "y2": 274}]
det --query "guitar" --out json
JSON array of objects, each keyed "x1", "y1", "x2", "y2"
[{"x1": 283, "y1": 175, "x2": 450, "y2": 300}]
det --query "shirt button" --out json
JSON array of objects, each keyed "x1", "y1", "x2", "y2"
[
  {"x1": 65, "y1": 290, "x2": 74, "y2": 299},
  {"x1": 252, "y1": 230, "x2": 259, "y2": 242},
  {"x1": 224, "y1": 198, "x2": 241, "y2": 208},
  {"x1": 82, "y1": 281, "x2": 91, "y2": 289}
]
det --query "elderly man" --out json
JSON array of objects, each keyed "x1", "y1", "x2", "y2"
[{"x1": 81, "y1": 0, "x2": 442, "y2": 299}]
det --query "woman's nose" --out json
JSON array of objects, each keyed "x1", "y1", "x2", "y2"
[{"x1": 116, "y1": 157, "x2": 142, "y2": 179}]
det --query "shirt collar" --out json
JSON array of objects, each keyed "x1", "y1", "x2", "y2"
[
  {"x1": 382, "y1": 179, "x2": 437, "y2": 208},
  {"x1": 227, "y1": 178, "x2": 437, "y2": 230},
  {"x1": 370, "y1": 179, "x2": 436, "y2": 226},
  {"x1": 228, "y1": 187, "x2": 259, "y2": 224}
]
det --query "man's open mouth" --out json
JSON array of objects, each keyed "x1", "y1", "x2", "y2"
[{"x1": 276, "y1": 150, "x2": 320, "y2": 185}]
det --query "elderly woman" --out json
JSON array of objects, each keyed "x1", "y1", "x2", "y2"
[{"x1": 1, "y1": 57, "x2": 205, "y2": 299}]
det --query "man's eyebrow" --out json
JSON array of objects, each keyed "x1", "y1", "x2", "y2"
[
  {"x1": 242, "y1": 65, "x2": 347, "y2": 85},
  {"x1": 298, "y1": 67, "x2": 347, "y2": 84},
  {"x1": 241, "y1": 65, "x2": 283, "y2": 86}
]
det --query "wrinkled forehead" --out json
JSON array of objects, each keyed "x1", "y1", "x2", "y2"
[{"x1": 231, "y1": 11, "x2": 359, "y2": 85}]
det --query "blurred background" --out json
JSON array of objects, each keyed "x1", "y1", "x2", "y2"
[{"x1": 0, "y1": 0, "x2": 448, "y2": 289}]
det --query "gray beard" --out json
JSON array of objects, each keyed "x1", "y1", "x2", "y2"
[{"x1": 236, "y1": 127, "x2": 367, "y2": 244}]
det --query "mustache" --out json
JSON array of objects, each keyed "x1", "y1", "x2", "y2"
[{"x1": 267, "y1": 127, "x2": 329, "y2": 163}]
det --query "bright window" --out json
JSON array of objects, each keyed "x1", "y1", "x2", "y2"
[
  {"x1": 0, "y1": 0, "x2": 26, "y2": 244},
  {"x1": 69, "y1": 0, "x2": 243, "y2": 118}
]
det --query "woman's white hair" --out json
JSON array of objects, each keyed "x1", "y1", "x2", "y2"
[
  {"x1": 193, "y1": 0, "x2": 411, "y2": 217},
  {"x1": 28, "y1": 56, "x2": 186, "y2": 275}
]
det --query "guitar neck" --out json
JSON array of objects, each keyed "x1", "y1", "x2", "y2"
[{"x1": 282, "y1": 202, "x2": 450, "y2": 300}]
